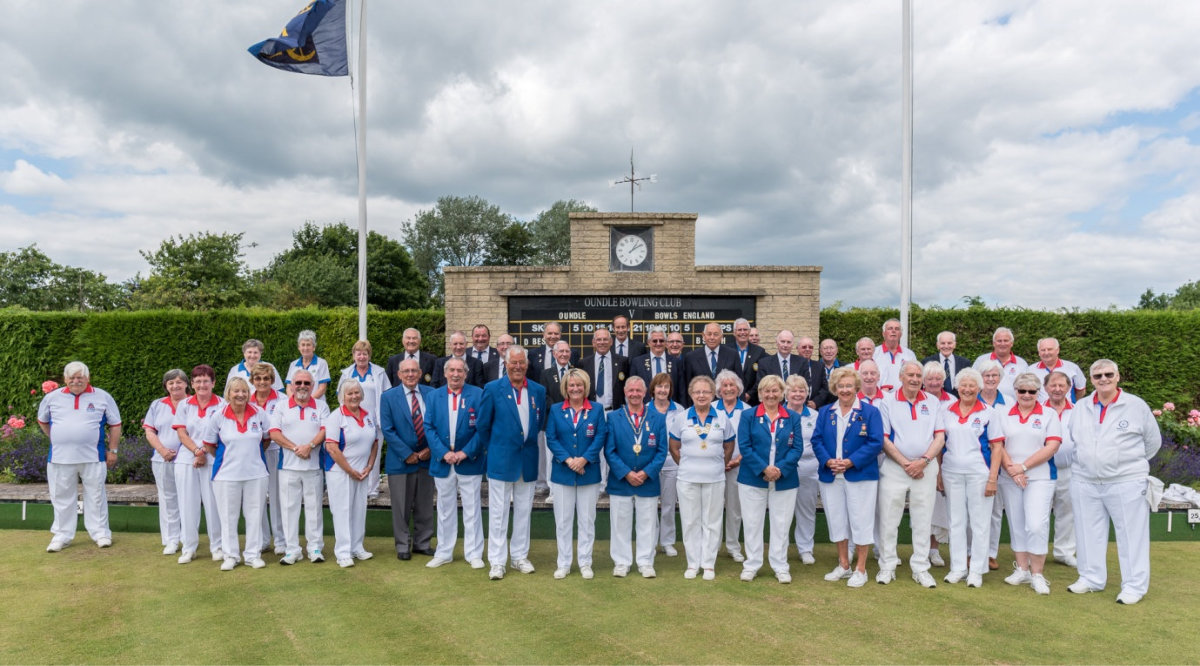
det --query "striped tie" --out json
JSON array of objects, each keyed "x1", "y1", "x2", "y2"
[{"x1": 411, "y1": 390, "x2": 426, "y2": 446}]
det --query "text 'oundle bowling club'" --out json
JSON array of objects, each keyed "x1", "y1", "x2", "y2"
[{"x1": 582, "y1": 297, "x2": 684, "y2": 309}]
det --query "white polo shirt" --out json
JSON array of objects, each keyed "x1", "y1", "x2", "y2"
[
  {"x1": 973, "y1": 353, "x2": 1028, "y2": 397},
  {"x1": 878, "y1": 390, "x2": 945, "y2": 460},
  {"x1": 338, "y1": 363, "x2": 392, "y2": 416},
  {"x1": 37, "y1": 386, "x2": 122, "y2": 464},
  {"x1": 941, "y1": 400, "x2": 1004, "y2": 475},
  {"x1": 670, "y1": 406, "x2": 736, "y2": 484},
  {"x1": 205, "y1": 405, "x2": 270, "y2": 482},
  {"x1": 999, "y1": 402, "x2": 1063, "y2": 481},
  {"x1": 1069, "y1": 389, "x2": 1162, "y2": 483},
  {"x1": 324, "y1": 406, "x2": 381, "y2": 471},
  {"x1": 171, "y1": 395, "x2": 226, "y2": 465},
  {"x1": 1030, "y1": 358, "x2": 1087, "y2": 401},
  {"x1": 872, "y1": 344, "x2": 917, "y2": 392},
  {"x1": 270, "y1": 396, "x2": 329, "y2": 472},
  {"x1": 143, "y1": 397, "x2": 183, "y2": 462}
]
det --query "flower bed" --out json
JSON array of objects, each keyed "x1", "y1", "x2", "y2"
[{"x1": 1150, "y1": 403, "x2": 1200, "y2": 489}]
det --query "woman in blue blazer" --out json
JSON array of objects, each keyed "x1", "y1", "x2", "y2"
[
  {"x1": 735, "y1": 375, "x2": 805, "y2": 583},
  {"x1": 811, "y1": 366, "x2": 884, "y2": 588},
  {"x1": 605, "y1": 376, "x2": 669, "y2": 578},
  {"x1": 545, "y1": 368, "x2": 608, "y2": 580}
]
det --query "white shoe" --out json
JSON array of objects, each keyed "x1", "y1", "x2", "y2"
[
  {"x1": 274, "y1": 546, "x2": 287, "y2": 556},
  {"x1": 513, "y1": 559, "x2": 536, "y2": 574},
  {"x1": 683, "y1": 567, "x2": 698, "y2": 579},
  {"x1": 426, "y1": 557, "x2": 452, "y2": 569},
  {"x1": 913, "y1": 571, "x2": 937, "y2": 588},
  {"x1": 1031, "y1": 573, "x2": 1051, "y2": 595},
  {"x1": 1005, "y1": 564, "x2": 1032, "y2": 586},
  {"x1": 211, "y1": 549, "x2": 225, "y2": 561},
  {"x1": 247, "y1": 558, "x2": 266, "y2": 569},
  {"x1": 220, "y1": 558, "x2": 238, "y2": 571},
  {"x1": 309, "y1": 550, "x2": 325, "y2": 563},
  {"x1": 944, "y1": 570, "x2": 967, "y2": 584},
  {"x1": 163, "y1": 544, "x2": 179, "y2": 556},
  {"x1": 728, "y1": 550, "x2": 745, "y2": 563},
  {"x1": 876, "y1": 569, "x2": 895, "y2": 585},
  {"x1": 580, "y1": 566, "x2": 594, "y2": 580},
  {"x1": 702, "y1": 568, "x2": 716, "y2": 581},
  {"x1": 966, "y1": 573, "x2": 983, "y2": 588},
  {"x1": 46, "y1": 538, "x2": 69, "y2": 553},
  {"x1": 489, "y1": 565, "x2": 505, "y2": 580},
  {"x1": 847, "y1": 570, "x2": 869, "y2": 588},
  {"x1": 639, "y1": 566, "x2": 656, "y2": 579},
  {"x1": 280, "y1": 552, "x2": 301, "y2": 566},
  {"x1": 664, "y1": 545, "x2": 678, "y2": 557},
  {"x1": 1054, "y1": 554, "x2": 1078, "y2": 567},
  {"x1": 337, "y1": 558, "x2": 355, "y2": 568},
  {"x1": 96, "y1": 537, "x2": 112, "y2": 548},
  {"x1": 1068, "y1": 579, "x2": 1103, "y2": 594},
  {"x1": 740, "y1": 569, "x2": 756, "y2": 582},
  {"x1": 799, "y1": 552, "x2": 815, "y2": 565},
  {"x1": 824, "y1": 565, "x2": 852, "y2": 581},
  {"x1": 613, "y1": 565, "x2": 629, "y2": 578},
  {"x1": 928, "y1": 549, "x2": 945, "y2": 567},
  {"x1": 177, "y1": 550, "x2": 195, "y2": 564},
  {"x1": 1116, "y1": 590, "x2": 1143, "y2": 605},
  {"x1": 775, "y1": 571, "x2": 792, "y2": 584},
  {"x1": 469, "y1": 558, "x2": 486, "y2": 569},
  {"x1": 353, "y1": 550, "x2": 373, "y2": 561}
]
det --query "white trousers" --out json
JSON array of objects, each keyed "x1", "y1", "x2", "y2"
[
  {"x1": 1000, "y1": 476, "x2": 1055, "y2": 555},
  {"x1": 739, "y1": 484, "x2": 798, "y2": 575},
  {"x1": 610, "y1": 495, "x2": 659, "y2": 568},
  {"x1": 488, "y1": 478, "x2": 535, "y2": 567},
  {"x1": 214, "y1": 477, "x2": 267, "y2": 562},
  {"x1": 327, "y1": 469, "x2": 369, "y2": 561},
  {"x1": 942, "y1": 470, "x2": 993, "y2": 575},
  {"x1": 1071, "y1": 477, "x2": 1150, "y2": 598},
  {"x1": 433, "y1": 470, "x2": 484, "y2": 562},
  {"x1": 677, "y1": 479, "x2": 725, "y2": 570},
  {"x1": 279, "y1": 468, "x2": 325, "y2": 557},
  {"x1": 723, "y1": 466, "x2": 742, "y2": 552},
  {"x1": 551, "y1": 482, "x2": 600, "y2": 569},
  {"x1": 174, "y1": 459, "x2": 222, "y2": 555},
  {"x1": 1052, "y1": 467, "x2": 1076, "y2": 559},
  {"x1": 658, "y1": 465, "x2": 679, "y2": 547},
  {"x1": 260, "y1": 449, "x2": 283, "y2": 548},
  {"x1": 152, "y1": 460, "x2": 181, "y2": 547},
  {"x1": 792, "y1": 475, "x2": 820, "y2": 554},
  {"x1": 931, "y1": 490, "x2": 950, "y2": 543},
  {"x1": 989, "y1": 498, "x2": 1004, "y2": 558},
  {"x1": 368, "y1": 444, "x2": 383, "y2": 496},
  {"x1": 820, "y1": 477, "x2": 876, "y2": 545},
  {"x1": 877, "y1": 457, "x2": 937, "y2": 573},
  {"x1": 536, "y1": 432, "x2": 551, "y2": 491},
  {"x1": 47, "y1": 462, "x2": 110, "y2": 543}
]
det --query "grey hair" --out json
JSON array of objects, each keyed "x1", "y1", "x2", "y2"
[
  {"x1": 338, "y1": 377, "x2": 364, "y2": 403},
  {"x1": 922, "y1": 361, "x2": 945, "y2": 380},
  {"x1": 162, "y1": 368, "x2": 188, "y2": 391},
  {"x1": 63, "y1": 361, "x2": 90, "y2": 380},
  {"x1": 298, "y1": 329, "x2": 317, "y2": 345},
  {"x1": 715, "y1": 368, "x2": 744, "y2": 396}
]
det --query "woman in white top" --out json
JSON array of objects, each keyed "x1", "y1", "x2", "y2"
[
  {"x1": 997, "y1": 372, "x2": 1062, "y2": 594},
  {"x1": 206, "y1": 377, "x2": 271, "y2": 571},
  {"x1": 337, "y1": 340, "x2": 392, "y2": 498},
  {"x1": 649, "y1": 372, "x2": 682, "y2": 557},
  {"x1": 142, "y1": 369, "x2": 188, "y2": 556},
  {"x1": 250, "y1": 363, "x2": 284, "y2": 556},
  {"x1": 785, "y1": 375, "x2": 820, "y2": 566},
  {"x1": 669, "y1": 375, "x2": 736, "y2": 580},
  {"x1": 324, "y1": 379, "x2": 382, "y2": 568},
  {"x1": 715, "y1": 370, "x2": 746, "y2": 563},
  {"x1": 937, "y1": 368, "x2": 1004, "y2": 588},
  {"x1": 285, "y1": 330, "x2": 331, "y2": 403},
  {"x1": 171, "y1": 364, "x2": 225, "y2": 564}
]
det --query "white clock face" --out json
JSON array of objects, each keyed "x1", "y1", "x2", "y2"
[{"x1": 615, "y1": 234, "x2": 648, "y2": 267}]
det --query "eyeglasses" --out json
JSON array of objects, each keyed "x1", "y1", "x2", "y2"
[
  {"x1": 1015, "y1": 389, "x2": 1039, "y2": 395},
  {"x1": 292, "y1": 381, "x2": 312, "y2": 386},
  {"x1": 1091, "y1": 372, "x2": 1115, "y2": 380}
]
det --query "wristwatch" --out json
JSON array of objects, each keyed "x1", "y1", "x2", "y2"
[
  {"x1": 1020, "y1": 463, "x2": 1028, "y2": 473},
  {"x1": 921, "y1": 456, "x2": 932, "y2": 464}
]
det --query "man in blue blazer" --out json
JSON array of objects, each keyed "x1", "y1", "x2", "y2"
[
  {"x1": 380, "y1": 359, "x2": 436, "y2": 560},
  {"x1": 477, "y1": 346, "x2": 548, "y2": 580},
  {"x1": 605, "y1": 377, "x2": 669, "y2": 578},
  {"x1": 422, "y1": 357, "x2": 486, "y2": 569}
]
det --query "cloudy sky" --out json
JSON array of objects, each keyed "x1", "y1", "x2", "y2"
[{"x1": 2, "y1": 0, "x2": 1199, "y2": 309}]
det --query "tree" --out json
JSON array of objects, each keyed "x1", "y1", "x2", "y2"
[
  {"x1": 526, "y1": 199, "x2": 596, "y2": 265},
  {"x1": 483, "y1": 221, "x2": 535, "y2": 267},
  {"x1": 128, "y1": 232, "x2": 259, "y2": 310},
  {"x1": 1135, "y1": 280, "x2": 1200, "y2": 310},
  {"x1": 0, "y1": 244, "x2": 125, "y2": 311},
  {"x1": 402, "y1": 195, "x2": 512, "y2": 302}
]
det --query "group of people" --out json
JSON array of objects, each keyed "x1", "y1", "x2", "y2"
[{"x1": 36, "y1": 317, "x2": 1161, "y2": 604}]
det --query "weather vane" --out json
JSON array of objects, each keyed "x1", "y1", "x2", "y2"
[{"x1": 611, "y1": 150, "x2": 657, "y2": 212}]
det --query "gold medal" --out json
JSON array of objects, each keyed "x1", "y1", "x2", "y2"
[{"x1": 633, "y1": 444, "x2": 642, "y2": 455}]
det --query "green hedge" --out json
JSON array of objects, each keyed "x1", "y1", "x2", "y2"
[{"x1": 0, "y1": 307, "x2": 444, "y2": 422}]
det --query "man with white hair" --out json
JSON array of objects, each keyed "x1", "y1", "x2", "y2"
[
  {"x1": 853, "y1": 338, "x2": 875, "y2": 370},
  {"x1": 1030, "y1": 337, "x2": 1086, "y2": 402},
  {"x1": 921, "y1": 331, "x2": 972, "y2": 397},
  {"x1": 873, "y1": 318, "x2": 917, "y2": 393},
  {"x1": 38, "y1": 361, "x2": 123, "y2": 551},
  {"x1": 973, "y1": 327, "x2": 1028, "y2": 396}
]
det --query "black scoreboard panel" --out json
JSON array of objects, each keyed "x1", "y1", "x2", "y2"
[{"x1": 508, "y1": 296, "x2": 756, "y2": 357}]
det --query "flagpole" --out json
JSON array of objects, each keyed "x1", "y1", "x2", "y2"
[
  {"x1": 900, "y1": 0, "x2": 913, "y2": 348},
  {"x1": 354, "y1": 0, "x2": 368, "y2": 341}
]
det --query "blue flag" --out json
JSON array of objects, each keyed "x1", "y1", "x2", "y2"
[{"x1": 248, "y1": 0, "x2": 348, "y2": 76}]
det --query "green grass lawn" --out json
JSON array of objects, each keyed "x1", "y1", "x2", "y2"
[{"x1": 2, "y1": 529, "x2": 1196, "y2": 665}]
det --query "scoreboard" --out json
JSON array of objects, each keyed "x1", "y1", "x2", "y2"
[{"x1": 508, "y1": 295, "x2": 756, "y2": 356}]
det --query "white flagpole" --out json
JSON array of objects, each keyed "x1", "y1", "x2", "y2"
[
  {"x1": 354, "y1": 0, "x2": 368, "y2": 341},
  {"x1": 900, "y1": 0, "x2": 913, "y2": 348}
]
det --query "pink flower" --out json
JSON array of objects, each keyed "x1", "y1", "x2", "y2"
[
  {"x1": 6, "y1": 417, "x2": 23, "y2": 429},
  {"x1": 41, "y1": 380, "x2": 59, "y2": 394},
  {"x1": 30, "y1": 389, "x2": 36, "y2": 395},
  {"x1": 1153, "y1": 409, "x2": 1163, "y2": 416},
  {"x1": 1190, "y1": 409, "x2": 1200, "y2": 419},
  {"x1": 1164, "y1": 402, "x2": 1176, "y2": 411}
]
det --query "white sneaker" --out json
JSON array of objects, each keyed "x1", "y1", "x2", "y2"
[
  {"x1": 928, "y1": 549, "x2": 945, "y2": 567},
  {"x1": 580, "y1": 565, "x2": 594, "y2": 580},
  {"x1": 824, "y1": 565, "x2": 852, "y2": 581},
  {"x1": 337, "y1": 558, "x2": 355, "y2": 568},
  {"x1": 1004, "y1": 565, "x2": 1032, "y2": 586},
  {"x1": 280, "y1": 552, "x2": 301, "y2": 566},
  {"x1": 220, "y1": 558, "x2": 238, "y2": 571},
  {"x1": 702, "y1": 568, "x2": 716, "y2": 581},
  {"x1": 309, "y1": 550, "x2": 325, "y2": 563},
  {"x1": 799, "y1": 552, "x2": 815, "y2": 565},
  {"x1": 46, "y1": 538, "x2": 68, "y2": 553},
  {"x1": 944, "y1": 570, "x2": 967, "y2": 584},
  {"x1": 1031, "y1": 573, "x2": 1050, "y2": 595},
  {"x1": 966, "y1": 573, "x2": 983, "y2": 588},
  {"x1": 664, "y1": 545, "x2": 678, "y2": 557},
  {"x1": 613, "y1": 565, "x2": 629, "y2": 578},
  {"x1": 177, "y1": 550, "x2": 195, "y2": 564},
  {"x1": 683, "y1": 567, "x2": 698, "y2": 579},
  {"x1": 96, "y1": 537, "x2": 112, "y2": 548},
  {"x1": 247, "y1": 558, "x2": 266, "y2": 569},
  {"x1": 1054, "y1": 554, "x2": 1078, "y2": 567},
  {"x1": 353, "y1": 550, "x2": 373, "y2": 561},
  {"x1": 775, "y1": 571, "x2": 792, "y2": 584},
  {"x1": 876, "y1": 569, "x2": 896, "y2": 585},
  {"x1": 274, "y1": 546, "x2": 287, "y2": 556},
  {"x1": 514, "y1": 559, "x2": 536, "y2": 574},
  {"x1": 728, "y1": 550, "x2": 745, "y2": 563},
  {"x1": 426, "y1": 557, "x2": 452, "y2": 569},
  {"x1": 639, "y1": 565, "x2": 657, "y2": 579},
  {"x1": 211, "y1": 549, "x2": 225, "y2": 561},
  {"x1": 847, "y1": 570, "x2": 869, "y2": 588},
  {"x1": 1116, "y1": 590, "x2": 1143, "y2": 605},
  {"x1": 489, "y1": 565, "x2": 505, "y2": 580},
  {"x1": 1068, "y1": 579, "x2": 1102, "y2": 594},
  {"x1": 163, "y1": 544, "x2": 179, "y2": 556},
  {"x1": 740, "y1": 569, "x2": 756, "y2": 582},
  {"x1": 469, "y1": 558, "x2": 486, "y2": 569},
  {"x1": 553, "y1": 567, "x2": 569, "y2": 579},
  {"x1": 913, "y1": 571, "x2": 937, "y2": 588}
]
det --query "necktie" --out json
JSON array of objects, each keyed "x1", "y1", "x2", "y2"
[
  {"x1": 782, "y1": 358, "x2": 789, "y2": 380},
  {"x1": 597, "y1": 356, "x2": 606, "y2": 397},
  {"x1": 944, "y1": 357, "x2": 952, "y2": 389},
  {"x1": 559, "y1": 366, "x2": 565, "y2": 382},
  {"x1": 709, "y1": 351, "x2": 717, "y2": 377},
  {"x1": 450, "y1": 390, "x2": 459, "y2": 411},
  {"x1": 618, "y1": 342, "x2": 625, "y2": 356},
  {"x1": 411, "y1": 390, "x2": 426, "y2": 446},
  {"x1": 655, "y1": 356, "x2": 662, "y2": 375}
]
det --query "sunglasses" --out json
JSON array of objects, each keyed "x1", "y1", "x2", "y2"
[
  {"x1": 1091, "y1": 372, "x2": 1115, "y2": 380},
  {"x1": 1015, "y1": 388, "x2": 1039, "y2": 395},
  {"x1": 292, "y1": 381, "x2": 312, "y2": 386}
]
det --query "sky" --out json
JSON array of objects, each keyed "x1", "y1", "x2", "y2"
[{"x1": 2, "y1": 0, "x2": 1199, "y2": 310}]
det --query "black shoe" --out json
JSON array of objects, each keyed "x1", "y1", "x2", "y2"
[
  {"x1": 397, "y1": 551, "x2": 412, "y2": 561},
  {"x1": 412, "y1": 547, "x2": 436, "y2": 557}
]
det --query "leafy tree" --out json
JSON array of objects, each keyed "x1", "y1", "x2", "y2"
[
  {"x1": 402, "y1": 195, "x2": 512, "y2": 302},
  {"x1": 128, "y1": 232, "x2": 259, "y2": 310},
  {"x1": 526, "y1": 199, "x2": 596, "y2": 265},
  {"x1": 1136, "y1": 280, "x2": 1200, "y2": 310},
  {"x1": 0, "y1": 244, "x2": 125, "y2": 311},
  {"x1": 483, "y1": 221, "x2": 535, "y2": 266}
]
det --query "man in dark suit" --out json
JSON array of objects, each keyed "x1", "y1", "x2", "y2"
[
  {"x1": 756, "y1": 329, "x2": 831, "y2": 407},
  {"x1": 630, "y1": 325, "x2": 682, "y2": 402},
  {"x1": 432, "y1": 330, "x2": 483, "y2": 388},
  {"x1": 727, "y1": 318, "x2": 766, "y2": 401},
  {"x1": 611, "y1": 315, "x2": 647, "y2": 359},
  {"x1": 666, "y1": 331, "x2": 686, "y2": 361},
  {"x1": 921, "y1": 330, "x2": 972, "y2": 397},
  {"x1": 540, "y1": 341, "x2": 575, "y2": 404},
  {"x1": 682, "y1": 322, "x2": 740, "y2": 406},
  {"x1": 469, "y1": 324, "x2": 502, "y2": 384},
  {"x1": 527, "y1": 321, "x2": 580, "y2": 373},
  {"x1": 577, "y1": 327, "x2": 629, "y2": 412},
  {"x1": 386, "y1": 327, "x2": 436, "y2": 387}
]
